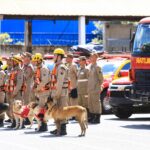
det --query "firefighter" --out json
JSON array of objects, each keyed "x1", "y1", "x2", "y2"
[
  {"x1": 50, "y1": 48, "x2": 69, "y2": 135},
  {"x1": 4, "y1": 57, "x2": 13, "y2": 123},
  {"x1": 22, "y1": 52, "x2": 34, "y2": 105},
  {"x1": 22, "y1": 52, "x2": 34, "y2": 125},
  {"x1": 77, "y1": 56, "x2": 89, "y2": 110},
  {"x1": 32, "y1": 53, "x2": 50, "y2": 132},
  {"x1": 66, "y1": 53, "x2": 78, "y2": 106},
  {"x1": 7, "y1": 54, "x2": 24, "y2": 128},
  {"x1": 0, "y1": 57, "x2": 6, "y2": 127},
  {"x1": 87, "y1": 52, "x2": 103, "y2": 124}
]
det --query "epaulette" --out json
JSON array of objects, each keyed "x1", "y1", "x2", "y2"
[{"x1": 60, "y1": 64, "x2": 68, "y2": 71}]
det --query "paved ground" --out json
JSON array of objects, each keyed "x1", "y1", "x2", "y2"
[{"x1": 1, "y1": 114, "x2": 150, "y2": 150}]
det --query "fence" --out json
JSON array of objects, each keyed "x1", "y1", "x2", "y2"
[
  {"x1": 0, "y1": 45, "x2": 70, "y2": 56},
  {"x1": 8, "y1": 32, "x2": 96, "y2": 46}
]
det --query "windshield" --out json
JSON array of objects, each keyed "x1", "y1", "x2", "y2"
[
  {"x1": 98, "y1": 62, "x2": 120, "y2": 75},
  {"x1": 133, "y1": 24, "x2": 150, "y2": 55}
]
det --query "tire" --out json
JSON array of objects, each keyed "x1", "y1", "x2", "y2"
[
  {"x1": 112, "y1": 106, "x2": 133, "y2": 119},
  {"x1": 100, "y1": 90, "x2": 112, "y2": 114}
]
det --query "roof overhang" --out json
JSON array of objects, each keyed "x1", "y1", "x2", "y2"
[{"x1": 0, "y1": 0, "x2": 149, "y2": 21}]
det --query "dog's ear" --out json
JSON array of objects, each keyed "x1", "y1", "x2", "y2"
[
  {"x1": 30, "y1": 102, "x2": 39, "y2": 109},
  {"x1": 47, "y1": 95, "x2": 53, "y2": 103}
]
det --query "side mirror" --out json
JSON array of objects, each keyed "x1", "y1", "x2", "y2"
[{"x1": 130, "y1": 32, "x2": 135, "y2": 51}]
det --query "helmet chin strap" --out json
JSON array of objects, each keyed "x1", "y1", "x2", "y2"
[
  {"x1": 55, "y1": 55, "x2": 62, "y2": 64},
  {"x1": 36, "y1": 60, "x2": 42, "y2": 67},
  {"x1": 12, "y1": 61, "x2": 18, "y2": 67}
]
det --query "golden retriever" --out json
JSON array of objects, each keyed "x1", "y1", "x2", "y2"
[
  {"x1": 45, "y1": 99, "x2": 88, "y2": 136},
  {"x1": 13, "y1": 100, "x2": 25, "y2": 129},
  {"x1": 13, "y1": 100, "x2": 41, "y2": 130}
]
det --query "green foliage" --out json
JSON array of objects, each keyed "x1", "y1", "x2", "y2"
[
  {"x1": 15, "y1": 41, "x2": 24, "y2": 45},
  {"x1": 92, "y1": 21, "x2": 103, "y2": 44},
  {"x1": 0, "y1": 33, "x2": 13, "y2": 45}
]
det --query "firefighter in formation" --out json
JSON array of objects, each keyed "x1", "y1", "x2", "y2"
[
  {"x1": 0, "y1": 48, "x2": 103, "y2": 132},
  {"x1": 50, "y1": 48, "x2": 69, "y2": 135}
]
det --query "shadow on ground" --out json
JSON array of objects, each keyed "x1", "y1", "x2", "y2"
[
  {"x1": 40, "y1": 134, "x2": 83, "y2": 138},
  {"x1": 121, "y1": 124, "x2": 150, "y2": 130},
  {"x1": 105, "y1": 117, "x2": 150, "y2": 122}
]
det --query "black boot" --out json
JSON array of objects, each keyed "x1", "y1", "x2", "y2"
[
  {"x1": 0, "y1": 118, "x2": 4, "y2": 127},
  {"x1": 37, "y1": 122, "x2": 48, "y2": 132},
  {"x1": 5, "y1": 119, "x2": 12, "y2": 123},
  {"x1": 86, "y1": 108, "x2": 91, "y2": 122},
  {"x1": 24, "y1": 118, "x2": 31, "y2": 125},
  {"x1": 91, "y1": 114, "x2": 101, "y2": 124},
  {"x1": 7, "y1": 119, "x2": 16, "y2": 128},
  {"x1": 69, "y1": 117, "x2": 76, "y2": 121},
  {"x1": 88, "y1": 113, "x2": 94, "y2": 123},
  {"x1": 60, "y1": 123, "x2": 67, "y2": 136},
  {"x1": 50, "y1": 129, "x2": 57, "y2": 135}
]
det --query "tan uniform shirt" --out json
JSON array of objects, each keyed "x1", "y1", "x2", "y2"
[
  {"x1": 0, "y1": 69, "x2": 5, "y2": 87},
  {"x1": 68, "y1": 62, "x2": 78, "y2": 89},
  {"x1": 87, "y1": 63, "x2": 103, "y2": 93},
  {"x1": 0, "y1": 69, "x2": 6, "y2": 103},
  {"x1": 51, "y1": 63, "x2": 68, "y2": 107},
  {"x1": 23, "y1": 63, "x2": 34, "y2": 87},
  {"x1": 35, "y1": 64, "x2": 50, "y2": 95},
  {"x1": 12, "y1": 66, "x2": 24, "y2": 96},
  {"x1": 77, "y1": 66, "x2": 89, "y2": 94},
  {"x1": 23, "y1": 63, "x2": 34, "y2": 104},
  {"x1": 55, "y1": 64, "x2": 68, "y2": 98}
]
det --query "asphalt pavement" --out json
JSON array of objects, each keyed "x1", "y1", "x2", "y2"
[{"x1": 1, "y1": 114, "x2": 150, "y2": 150}]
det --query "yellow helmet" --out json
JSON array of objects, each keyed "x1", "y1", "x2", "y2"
[
  {"x1": 32, "y1": 55, "x2": 36, "y2": 62},
  {"x1": 1, "y1": 64, "x2": 8, "y2": 70},
  {"x1": 12, "y1": 54, "x2": 22, "y2": 64},
  {"x1": 32, "y1": 53, "x2": 43, "y2": 62},
  {"x1": 53, "y1": 48, "x2": 65, "y2": 55}
]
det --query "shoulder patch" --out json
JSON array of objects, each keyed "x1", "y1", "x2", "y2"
[{"x1": 60, "y1": 64, "x2": 68, "y2": 71}]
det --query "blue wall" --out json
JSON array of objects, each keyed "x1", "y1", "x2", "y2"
[{"x1": 1, "y1": 19, "x2": 96, "y2": 46}]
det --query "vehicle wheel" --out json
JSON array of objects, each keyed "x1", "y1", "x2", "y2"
[
  {"x1": 112, "y1": 106, "x2": 133, "y2": 119},
  {"x1": 100, "y1": 90, "x2": 112, "y2": 114}
]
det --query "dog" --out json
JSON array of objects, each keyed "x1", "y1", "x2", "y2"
[
  {"x1": 45, "y1": 98, "x2": 88, "y2": 136},
  {"x1": 27, "y1": 101, "x2": 43, "y2": 130},
  {"x1": 13, "y1": 100, "x2": 41, "y2": 130},
  {"x1": 13, "y1": 100, "x2": 25, "y2": 129}
]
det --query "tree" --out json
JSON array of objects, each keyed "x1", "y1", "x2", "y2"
[
  {"x1": 0, "y1": 33, "x2": 13, "y2": 45},
  {"x1": 92, "y1": 21, "x2": 103, "y2": 44}
]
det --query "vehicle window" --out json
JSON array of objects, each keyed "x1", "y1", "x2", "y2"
[
  {"x1": 101, "y1": 63, "x2": 119, "y2": 75},
  {"x1": 94, "y1": 45, "x2": 103, "y2": 51},
  {"x1": 121, "y1": 62, "x2": 131, "y2": 70}
]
